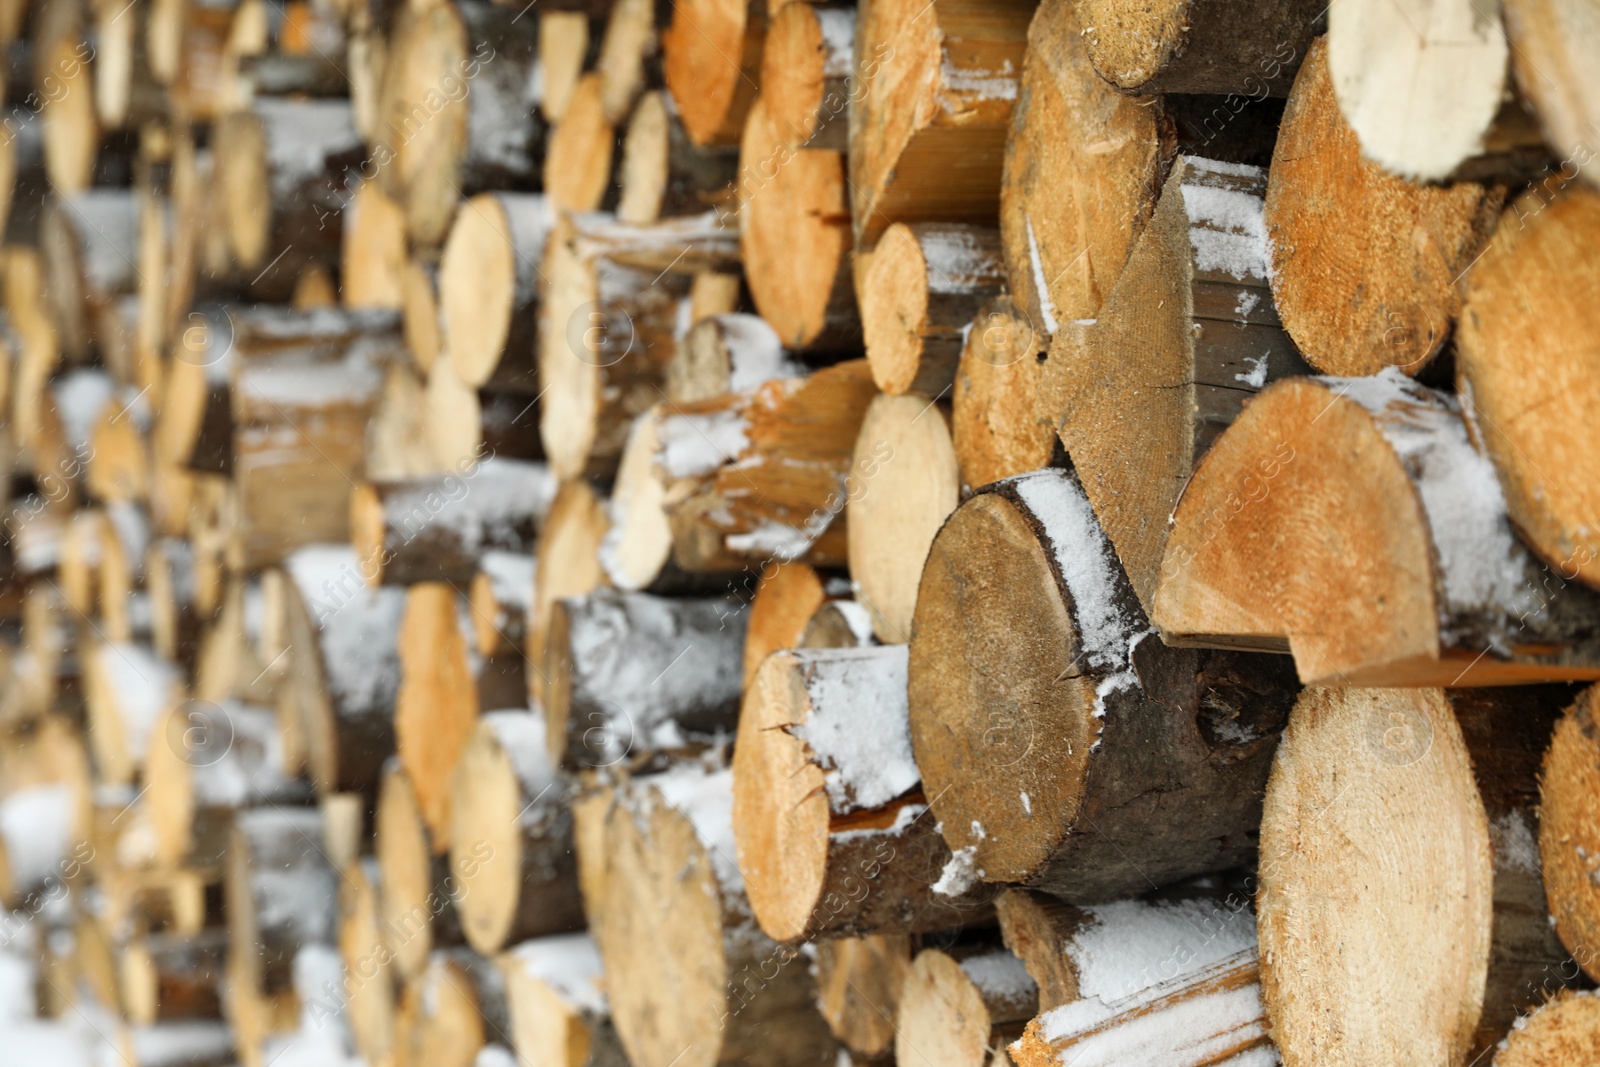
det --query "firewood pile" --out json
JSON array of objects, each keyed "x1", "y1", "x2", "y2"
[{"x1": 0, "y1": 0, "x2": 1599, "y2": 1063}]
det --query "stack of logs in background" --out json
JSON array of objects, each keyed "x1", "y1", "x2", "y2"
[{"x1": 0, "y1": 0, "x2": 1599, "y2": 1063}]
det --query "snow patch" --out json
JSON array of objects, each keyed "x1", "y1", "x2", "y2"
[
  {"x1": 657, "y1": 410, "x2": 750, "y2": 479},
  {"x1": 789, "y1": 646, "x2": 917, "y2": 812},
  {"x1": 932, "y1": 845, "x2": 981, "y2": 896}
]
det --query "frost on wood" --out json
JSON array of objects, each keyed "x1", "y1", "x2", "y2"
[
  {"x1": 99, "y1": 642, "x2": 182, "y2": 762},
  {"x1": 382, "y1": 459, "x2": 554, "y2": 556},
  {"x1": 656, "y1": 410, "x2": 751, "y2": 479},
  {"x1": 285, "y1": 545, "x2": 406, "y2": 720},
  {"x1": 1064, "y1": 898, "x2": 1259, "y2": 1002},
  {"x1": 627, "y1": 761, "x2": 743, "y2": 893},
  {"x1": 1179, "y1": 157, "x2": 1271, "y2": 282},
  {"x1": 255, "y1": 98, "x2": 361, "y2": 195},
  {"x1": 507, "y1": 932, "x2": 608, "y2": 1015},
  {"x1": 0, "y1": 785, "x2": 76, "y2": 893},
  {"x1": 788, "y1": 645, "x2": 918, "y2": 813}
]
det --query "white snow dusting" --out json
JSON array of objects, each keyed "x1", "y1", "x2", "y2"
[
  {"x1": 788, "y1": 646, "x2": 917, "y2": 813},
  {"x1": 657, "y1": 410, "x2": 751, "y2": 479},
  {"x1": 508, "y1": 932, "x2": 608, "y2": 1015}
]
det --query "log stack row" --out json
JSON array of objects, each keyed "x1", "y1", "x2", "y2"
[{"x1": 0, "y1": 0, "x2": 1598, "y2": 1065}]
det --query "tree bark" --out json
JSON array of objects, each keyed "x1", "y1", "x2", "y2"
[
  {"x1": 1076, "y1": 0, "x2": 1319, "y2": 95},
  {"x1": 119, "y1": 928, "x2": 227, "y2": 1026}
]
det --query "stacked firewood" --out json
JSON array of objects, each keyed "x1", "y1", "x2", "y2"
[{"x1": 0, "y1": 0, "x2": 1599, "y2": 1064}]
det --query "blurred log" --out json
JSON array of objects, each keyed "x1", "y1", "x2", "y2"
[
  {"x1": 226, "y1": 807, "x2": 337, "y2": 996},
  {"x1": 500, "y1": 933, "x2": 629, "y2": 1067},
  {"x1": 376, "y1": 764, "x2": 465, "y2": 984},
  {"x1": 394, "y1": 582, "x2": 480, "y2": 850},
  {"x1": 761, "y1": 2, "x2": 851, "y2": 151},
  {"x1": 661, "y1": 0, "x2": 764, "y2": 146},
  {"x1": 439, "y1": 191, "x2": 549, "y2": 390},
  {"x1": 950, "y1": 293, "x2": 1054, "y2": 489},
  {"x1": 120, "y1": 929, "x2": 227, "y2": 1025},
  {"x1": 617, "y1": 90, "x2": 738, "y2": 224},
  {"x1": 896, "y1": 945, "x2": 1037, "y2": 1067},
  {"x1": 814, "y1": 934, "x2": 911, "y2": 1060}
]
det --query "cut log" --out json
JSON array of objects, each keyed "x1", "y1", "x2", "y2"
[
  {"x1": 544, "y1": 73, "x2": 619, "y2": 215},
  {"x1": 1264, "y1": 37, "x2": 1504, "y2": 376},
  {"x1": 211, "y1": 98, "x2": 361, "y2": 291},
  {"x1": 863, "y1": 223, "x2": 1005, "y2": 398},
  {"x1": 341, "y1": 180, "x2": 407, "y2": 311},
  {"x1": 814, "y1": 934, "x2": 912, "y2": 1060},
  {"x1": 599, "y1": 408, "x2": 716, "y2": 593},
  {"x1": 279, "y1": 545, "x2": 404, "y2": 793},
  {"x1": 651, "y1": 360, "x2": 878, "y2": 572},
  {"x1": 739, "y1": 95, "x2": 858, "y2": 353},
  {"x1": 440, "y1": 191, "x2": 550, "y2": 390},
  {"x1": 543, "y1": 590, "x2": 746, "y2": 769},
  {"x1": 349, "y1": 459, "x2": 552, "y2": 586},
  {"x1": 896, "y1": 946, "x2": 1038, "y2": 1067},
  {"x1": 402, "y1": 948, "x2": 511, "y2": 1067},
  {"x1": 1495, "y1": 989, "x2": 1600, "y2": 1066},
  {"x1": 1009, "y1": 948, "x2": 1276, "y2": 1067},
  {"x1": 1503, "y1": 0, "x2": 1600, "y2": 186},
  {"x1": 449, "y1": 711, "x2": 585, "y2": 953},
  {"x1": 1328, "y1": 0, "x2": 1550, "y2": 181},
  {"x1": 849, "y1": 0, "x2": 1030, "y2": 244},
  {"x1": 1539, "y1": 686, "x2": 1600, "y2": 983},
  {"x1": 1043, "y1": 154, "x2": 1312, "y2": 614},
  {"x1": 527, "y1": 477, "x2": 610, "y2": 710},
  {"x1": 500, "y1": 933, "x2": 628, "y2": 1067},
  {"x1": 376, "y1": 763, "x2": 465, "y2": 984},
  {"x1": 742, "y1": 561, "x2": 834, "y2": 683},
  {"x1": 120, "y1": 929, "x2": 227, "y2": 1026},
  {"x1": 1457, "y1": 186, "x2": 1600, "y2": 591},
  {"x1": 225, "y1": 806, "x2": 338, "y2": 996},
  {"x1": 539, "y1": 10, "x2": 597, "y2": 122},
  {"x1": 339, "y1": 860, "x2": 397, "y2": 1067},
  {"x1": 83, "y1": 639, "x2": 183, "y2": 787},
  {"x1": 1077, "y1": 0, "x2": 1317, "y2": 95},
  {"x1": 394, "y1": 582, "x2": 480, "y2": 850},
  {"x1": 378, "y1": 0, "x2": 542, "y2": 245},
  {"x1": 908, "y1": 469, "x2": 1297, "y2": 899},
  {"x1": 39, "y1": 36, "x2": 99, "y2": 195},
  {"x1": 144, "y1": 699, "x2": 311, "y2": 870},
  {"x1": 761, "y1": 2, "x2": 852, "y2": 151},
  {"x1": 401, "y1": 257, "x2": 443, "y2": 375},
  {"x1": 588, "y1": 762, "x2": 839, "y2": 1067},
  {"x1": 661, "y1": 0, "x2": 763, "y2": 146},
  {"x1": 950, "y1": 293, "x2": 1055, "y2": 489},
  {"x1": 536, "y1": 211, "x2": 740, "y2": 479},
  {"x1": 231, "y1": 315, "x2": 398, "y2": 567},
  {"x1": 617, "y1": 90, "x2": 739, "y2": 225},
  {"x1": 1152, "y1": 373, "x2": 1600, "y2": 686},
  {"x1": 669, "y1": 313, "x2": 798, "y2": 404},
  {"x1": 847, "y1": 392, "x2": 959, "y2": 641},
  {"x1": 40, "y1": 190, "x2": 141, "y2": 363},
  {"x1": 735, "y1": 644, "x2": 995, "y2": 941},
  {"x1": 1258, "y1": 686, "x2": 1578, "y2": 1065},
  {"x1": 596, "y1": 0, "x2": 659, "y2": 124},
  {"x1": 469, "y1": 550, "x2": 535, "y2": 659},
  {"x1": 367, "y1": 360, "x2": 440, "y2": 482}
]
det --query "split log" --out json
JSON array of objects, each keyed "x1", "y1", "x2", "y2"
[
  {"x1": 120, "y1": 929, "x2": 227, "y2": 1025},
  {"x1": 761, "y1": 2, "x2": 852, "y2": 151},
  {"x1": 527, "y1": 478, "x2": 609, "y2": 709},
  {"x1": 588, "y1": 762, "x2": 839, "y2": 1067},
  {"x1": 469, "y1": 551, "x2": 534, "y2": 658},
  {"x1": 83, "y1": 639, "x2": 183, "y2": 787},
  {"x1": 1152, "y1": 374, "x2": 1600, "y2": 686},
  {"x1": 544, "y1": 73, "x2": 620, "y2": 215},
  {"x1": 1539, "y1": 686, "x2": 1600, "y2": 983},
  {"x1": 93, "y1": 0, "x2": 163, "y2": 130},
  {"x1": 402, "y1": 948, "x2": 511, "y2": 1067},
  {"x1": 661, "y1": 0, "x2": 764, "y2": 146},
  {"x1": 669, "y1": 313, "x2": 799, "y2": 404},
  {"x1": 896, "y1": 946, "x2": 1038, "y2": 1067},
  {"x1": 542, "y1": 590, "x2": 747, "y2": 769},
  {"x1": 500, "y1": 933, "x2": 628, "y2": 1067},
  {"x1": 739, "y1": 95, "x2": 857, "y2": 353},
  {"x1": 449, "y1": 711, "x2": 585, "y2": 953},
  {"x1": 1495, "y1": 989, "x2": 1600, "y2": 1066},
  {"x1": 1258, "y1": 686, "x2": 1579, "y2": 1064},
  {"x1": 375, "y1": 763, "x2": 465, "y2": 984},
  {"x1": 211, "y1": 98, "x2": 361, "y2": 292},
  {"x1": 378, "y1": 0, "x2": 543, "y2": 245},
  {"x1": 950, "y1": 293, "x2": 1054, "y2": 489},
  {"x1": 439, "y1": 192, "x2": 550, "y2": 390},
  {"x1": 40, "y1": 190, "x2": 141, "y2": 363},
  {"x1": 225, "y1": 806, "x2": 338, "y2": 996},
  {"x1": 1326, "y1": 0, "x2": 1549, "y2": 181},
  {"x1": 1503, "y1": 0, "x2": 1600, "y2": 184},
  {"x1": 394, "y1": 582, "x2": 480, "y2": 849},
  {"x1": 1264, "y1": 37, "x2": 1504, "y2": 376},
  {"x1": 1009, "y1": 948, "x2": 1276, "y2": 1067},
  {"x1": 908, "y1": 469, "x2": 1297, "y2": 899},
  {"x1": 735, "y1": 645, "x2": 995, "y2": 940},
  {"x1": 349, "y1": 459, "x2": 552, "y2": 586},
  {"x1": 849, "y1": 0, "x2": 1030, "y2": 245},
  {"x1": 536, "y1": 212, "x2": 740, "y2": 480},
  {"x1": 814, "y1": 934, "x2": 912, "y2": 1060},
  {"x1": 341, "y1": 180, "x2": 407, "y2": 311},
  {"x1": 617, "y1": 90, "x2": 738, "y2": 224},
  {"x1": 862, "y1": 223, "x2": 1005, "y2": 398},
  {"x1": 1457, "y1": 186, "x2": 1600, "y2": 590},
  {"x1": 1076, "y1": 0, "x2": 1317, "y2": 95},
  {"x1": 1043, "y1": 154, "x2": 1312, "y2": 614},
  {"x1": 144, "y1": 700, "x2": 311, "y2": 870},
  {"x1": 339, "y1": 860, "x2": 396, "y2": 1067},
  {"x1": 278, "y1": 545, "x2": 404, "y2": 793},
  {"x1": 646, "y1": 359, "x2": 877, "y2": 573},
  {"x1": 846, "y1": 392, "x2": 959, "y2": 642}
]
